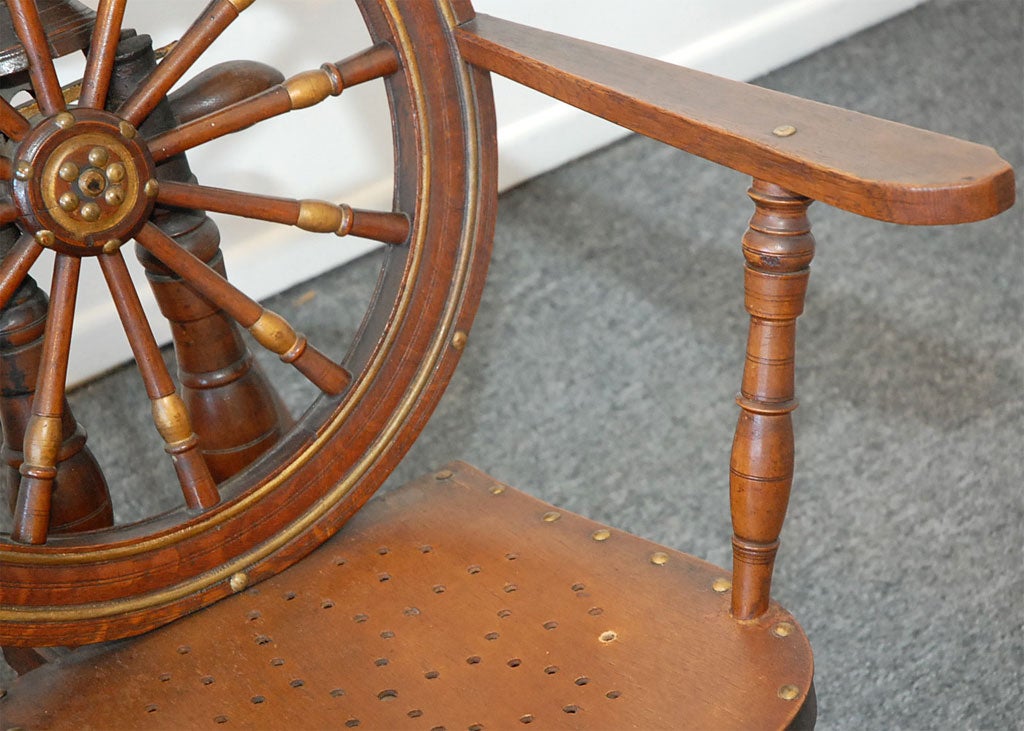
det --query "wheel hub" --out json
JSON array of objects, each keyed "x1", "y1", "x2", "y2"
[{"x1": 10, "y1": 109, "x2": 158, "y2": 255}]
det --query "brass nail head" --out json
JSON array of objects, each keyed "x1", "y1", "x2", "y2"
[
  {"x1": 542, "y1": 511, "x2": 561, "y2": 523},
  {"x1": 106, "y1": 162, "x2": 126, "y2": 183},
  {"x1": 650, "y1": 551, "x2": 669, "y2": 566},
  {"x1": 712, "y1": 578, "x2": 732, "y2": 593},
  {"x1": 34, "y1": 230, "x2": 55, "y2": 247},
  {"x1": 772, "y1": 124, "x2": 797, "y2": 138},
  {"x1": 79, "y1": 202, "x2": 101, "y2": 222},
  {"x1": 54, "y1": 112, "x2": 74, "y2": 129},
  {"x1": 591, "y1": 529, "x2": 611, "y2": 542},
  {"x1": 229, "y1": 572, "x2": 249, "y2": 593},
  {"x1": 14, "y1": 161, "x2": 33, "y2": 180},
  {"x1": 489, "y1": 486, "x2": 505, "y2": 495},
  {"x1": 105, "y1": 186, "x2": 125, "y2": 207},
  {"x1": 144, "y1": 179, "x2": 160, "y2": 198},
  {"x1": 88, "y1": 146, "x2": 109, "y2": 167},
  {"x1": 435, "y1": 469, "x2": 453, "y2": 480},
  {"x1": 58, "y1": 192, "x2": 79, "y2": 211},
  {"x1": 58, "y1": 161, "x2": 78, "y2": 181},
  {"x1": 102, "y1": 238, "x2": 123, "y2": 254},
  {"x1": 598, "y1": 630, "x2": 617, "y2": 643},
  {"x1": 778, "y1": 684, "x2": 800, "y2": 701},
  {"x1": 118, "y1": 120, "x2": 137, "y2": 140},
  {"x1": 772, "y1": 622, "x2": 795, "y2": 638},
  {"x1": 451, "y1": 330, "x2": 468, "y2": 351}
]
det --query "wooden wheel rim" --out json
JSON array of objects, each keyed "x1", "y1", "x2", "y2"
[{"x1": 0, "y1": 0, "x2": 496, "y2": 646}]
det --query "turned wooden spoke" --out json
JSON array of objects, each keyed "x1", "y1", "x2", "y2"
[
  {"x1": 78, "y1": 0, "x2": 128, "y2": 109},
  {"x1": 157, "y1": 181, "x2": 410, "y2": 245},
  {"x1": 117, "y1": 0, "x2": 255, "y2": 127},
  {"x1": 6, "y1": 0, "x2": 66, "y2": 116},
  {"x1": 1, "y1": 97, "x2": 31, "y2": 141},
  {"x1": 10, "y1": 255, "x2": 80, "y2": 544},
  {"x1": 147, "y1": 42, "x2": 399, "y2": 164},
  {"x1": 99, "y1": 251, "x2": 219, "y2": 510},
  {"x1": 134, "y1": 223, "x2": 351, "y2": 395},
  {"x1": 0, "y1": 234, "x2": 44, "y2": 312},
  {"x1": 1, "y1": 155, "x2": 12, "y2": 179}
]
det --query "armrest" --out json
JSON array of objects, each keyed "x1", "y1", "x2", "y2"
[{"x1": 455, "y1": 15, "x2": 1015, "y2": 225}]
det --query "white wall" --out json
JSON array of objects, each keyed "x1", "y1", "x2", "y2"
[{"x1": 30, "y1": 0, "x2": 923, "y2": 384}]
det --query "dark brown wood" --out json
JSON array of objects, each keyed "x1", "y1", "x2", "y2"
[
  {"x1": 147, "y1": 43, "x2": 399, "y2": 164},
  {"x1": 5, "y1": 0, "x2": 66, "y2": 116},
  {"x1": 10, "y1": 254, "x2": 79, "y2": 544},
  {"x1": 99, "y1": 251, "x2": 220, "y2": 510},
  {"x1": 76, "y1": 0, "x2": 126, "y2": 109},
  {"x1": 0, "y1": 463, "x2": 814, "y2": 730},
  {"x1": 729, "y1": 180, "x2": 815, "y2": 620},
  {"x1": 0, "y1": 200, "x2": 17, "y2": 225},
  {"x1": 156, "y1": 180, "x2": 410, "y2": 244},
  {"x1": 166, "y1": 60, "x2": 285, "y2": 124},
  {"x1": 1, "y1": 0, "x2": 497, "y2": 646},
  {"x1": 117, "y1": 0, "x2": 249, "y2": 127},
  {"x1": 134, "y1": 222, "x2": 352, "y2": 396},
  {"x1": 0, "y1": 94, "x2": 31, "y2": 141},
  {"x1": 0, "y1": 235, "x2": 43, "y2": 312},
  {"x1": 455, "y1": 14, "x2": 1015, "y2": 225},
  {"x1": 0, "y1": 0, "x2": 95, "y2": 77}
]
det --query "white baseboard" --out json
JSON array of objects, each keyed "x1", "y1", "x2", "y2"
[{"x1": 62, "y1": 0, "x2": 923, "y2": 385}]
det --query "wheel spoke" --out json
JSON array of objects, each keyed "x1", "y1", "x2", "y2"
[
  {"x1": 10, "y1": 254, "x2": 80, "y2": 544},
  {"x1": 79, "y1": 0, "x2": 129, "y2": 109},
  {"x1": 0, "y1": 234, "x2": 45, "y2": 311},
  {"x1": 147, "y1": 42, "x2": 399, "y2": 164},
  {"x1": 98, "y1": 251, "x2": 220, "y2": 510},
  {"x1": 1, "y1": 200, "x2": 18, "y2": 225},
  {"x1": 6, "y1": 0, "x2": 66, "y2": 116},
  {"x1": 1, "y1": 97, "x2": 31, "y2": 141},
  {"x1": 117, "y1": 0, "x2": 255, "y2": 128},
  {"x1": 157, "y1": 181, "x2": 410, "y2": 245},
  {"x1": 134, "y1": 223, "x2": 351, "y2": 395}
]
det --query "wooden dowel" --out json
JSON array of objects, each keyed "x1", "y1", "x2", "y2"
[
  {"x1": 729, "y1": 179, "x2": 815, "y2": 620},
  {"x1": 5, "y1": 0, "x2": 66, "y2": 116},
  {"x1": 11, "y1": 255, "x2": 81, "y2": 544},
  {"x1": 0, "y1": 235, "x2": 44, "y2": 312},
  {"x1": 1, "y1": 97, "x2": 31, "y2": 141},
  {"x1": 118, "y1": 0, "x2": 253, "y2": 127},
  {"x1": 134, "y1": 223, "x2": 351, "y2": 394},
  {"x1": 148, "y1": 42, "x2": 398, "y2": 163},
  {"x1": 99, "y1": 251, "x2": 219, "y2": 510},
  {"x1": 78, "y1": 0, "x2": 128, "y2": 109},
  {"x1": 156, "y1": 180, "x2": 409, "y2": 244}
]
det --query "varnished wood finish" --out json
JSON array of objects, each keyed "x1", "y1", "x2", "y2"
[
  {"x1": 147, "y1": 43, "x2": 400, "y2": 164},
  {"x1": 455, "y1": 15, "x2": 1015, "y2": 225},
  {"x1": 1, "y1": 0, "x2": 497, "y2": 645},
  {"x1": 166, "y1": 60, "x2": 285, "y2": 125},
  {"x1": 0, "y1": 463, "x2": 815, "y2": 729},
  {"x1": 116, "y1": 0, "x2": 249, "y2": 127},
  {"x1": 76, "y1": 0, "x2": 125, "y2": 109},
  {"x1": 729, "y1": 180, "x2": 815, "y2": 620},
  {"x1": 0, "y1": 94, "x2": 30, "y2": 140},
  {"x1": 4, "y1": 0, "x2": 65, "y2": 115},
  {"x1": 0, "y1": 235, "x2": 43, "y2": 312},
  {"x1": 0, "y1": 0, "x2": 94, "y2": 77}
]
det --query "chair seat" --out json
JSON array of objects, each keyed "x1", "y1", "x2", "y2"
[{"x1": 1, "y1": 462, "x2": 814, "y2": 729}]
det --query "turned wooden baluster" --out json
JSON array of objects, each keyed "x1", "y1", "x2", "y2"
[
  {"x1": 729, "y1": 179, "x2": 815, "y2": 620},
  {"x1": 0, "y1": 227, "x2": 113, "y2": 534},
  {"x1": 106, "y1": 33, "x2": 292, "y2": 482}
]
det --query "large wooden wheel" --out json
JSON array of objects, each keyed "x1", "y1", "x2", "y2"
[{"x1": 0, "y1": 0, "x2": 496, "y2": 646}]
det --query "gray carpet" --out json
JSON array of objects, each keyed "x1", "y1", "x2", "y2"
[{"x1": 4, "y1": 0, "x2": 1022, "y2": 728}]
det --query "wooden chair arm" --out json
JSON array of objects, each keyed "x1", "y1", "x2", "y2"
[{"x1": 455, "y1": 15, "x2": 1015, "y2": 226}]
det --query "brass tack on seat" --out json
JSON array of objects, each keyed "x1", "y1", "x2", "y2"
[
  {"x1": 772, "y1": 124, "x2": 797, "y2": 137},
  {"x1": 451, "y1": 330, "x2": 468, "y2": 350},
  {"x1": 592, "y1": 529, "x2": 611, "y2": 541},
  {"x1": 772, "y1": 622, "x2": 795, "y2": 638},
  {"x1": 229, "y1": 572, "x2": 249, "y2": 593},
  {"x1": 712, "y1": 578, "x2": 733, "y2": 593},
  {"x1": 542, "y1": 511, "x2": 561, "y2": 523},
  {"x1": 778, "y1": 684, "x2": 801, "y2": 701},
  {"x1": 650, "y1": 551, "x2": 669, "y2": 565},
  {"x1": 435, "y1": 469, "x2": 453, "y2": 480},
  {"x1": 598, "y1": 630, "x2": 617, "y2": 643},
  {"x1": 490, "y1": 486, "x2": 505, "y2": 495}
]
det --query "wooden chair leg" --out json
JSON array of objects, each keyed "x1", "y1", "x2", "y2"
[
  {"x1": 107, "y1": 34, "x2": 292, "y2": 483},
  {"x1": 729, "y1": 179, "x2": 815, "y2": 620}
]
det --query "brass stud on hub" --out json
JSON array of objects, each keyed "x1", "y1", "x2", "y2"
[
  {"x1": 58, "y1": 161, "x2": 79, "y2": 182},
  {"x1": 54, "y1": 112, "x2": 75, "y2": 129},
  {"x1": 80, "y1": 202, "x2": 101, "y2": 222},
  {"x1": 14, "y1": 161, "x2": 32, "y2": 181},
  {"x1": 144, "y1": 179, "x2": 160, "y2": 198},
  {"x1": 106, "y1": 162, "x2": 126, "y2": 183},
  {"x1": 118, "y1": 120, "x2": 137, "y2": 140},
  {"x1": 58, "y1": 192, "x2": 79, "y2": 211},
  {"x1": 88, "y1": 147, "x2": 110, "y2": 167},
  {"x1": 34, "y1": 230, "x2": 55, "y2": 247},
  {"x1": 102, "y1": 238, "x2": 124, "y2": 255},
  {"x1": 105, "y1": 186, "x2": 125, "y2": 206}
]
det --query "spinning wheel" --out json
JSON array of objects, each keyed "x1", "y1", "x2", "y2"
[{"x1": 0, "y1": 0, "x2": 495, "y2": 646}]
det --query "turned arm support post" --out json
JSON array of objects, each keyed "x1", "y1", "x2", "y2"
[{"x1": 729, "y1": 180, "x2": 814, "y2": 620}]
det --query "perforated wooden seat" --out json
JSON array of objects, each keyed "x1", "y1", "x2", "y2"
[{"x1": 1, "y1": 462, "x2": 814, "y2": 729}]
